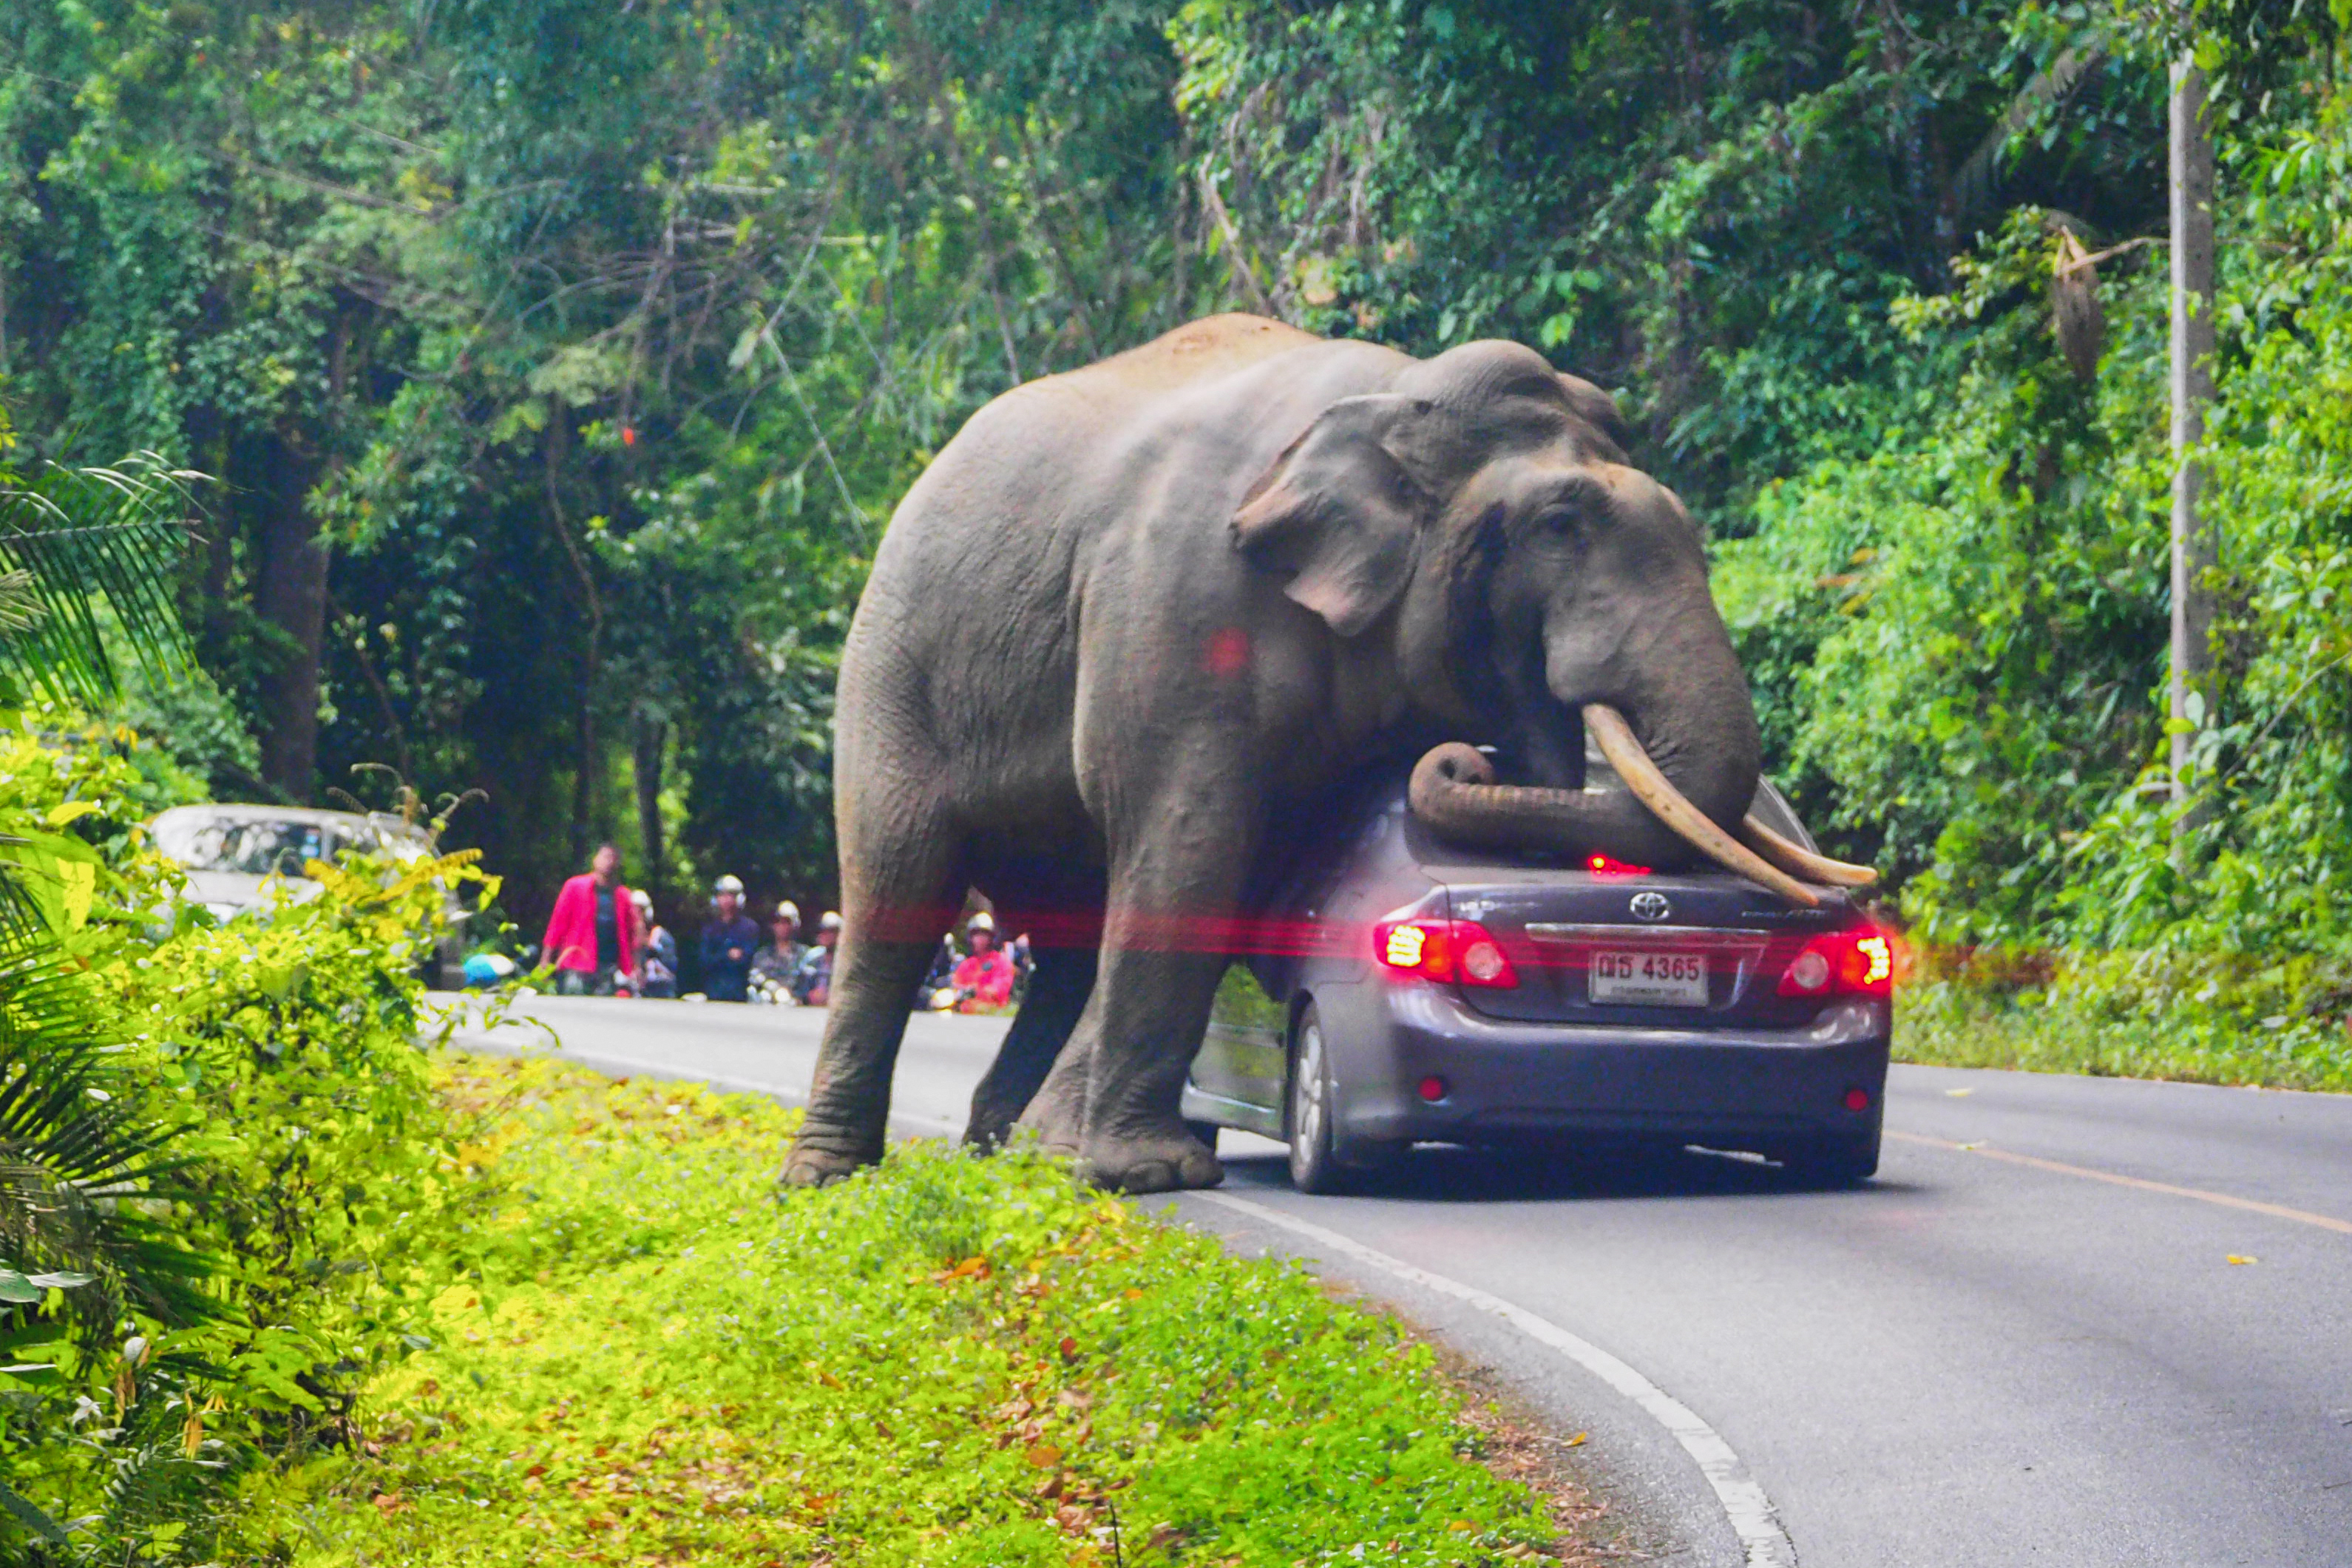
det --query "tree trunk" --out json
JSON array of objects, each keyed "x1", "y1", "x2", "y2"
[
  {"x1": 543, "y1": 416, "x2": 603, "y2": 868},
  {"x1": 634, "y1": 714, "x2": 666, "y2": 900},
  {"x1": 2169, "y1": 54, "x2": 2217, "y2": 838},
  {"x1": 255, "y1": 433, "x2": 329, "y2": 798}
]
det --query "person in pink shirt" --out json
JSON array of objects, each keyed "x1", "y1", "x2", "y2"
[
  {"x1": 949, "y1": 912, "x2": 1017, "y2": 1012},
  {"x1": 541, "y1": 843, "x2": 636, "y2": 996}
]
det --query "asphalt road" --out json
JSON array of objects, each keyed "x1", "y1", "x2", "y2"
[{"x1": 444, "y1": 994, "x2": 2352, "y2": 1568}]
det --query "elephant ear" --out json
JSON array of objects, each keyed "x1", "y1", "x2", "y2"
[{"x1": 1230, "y1": 394, "x2": 1436, "y2": 638}]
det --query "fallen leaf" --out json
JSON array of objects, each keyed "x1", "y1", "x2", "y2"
[
  {"x1": 1945, "y1": 1087, "x2": 1974, "y2": 1097},
  {"x1": 2226, "y1": 1255, "x2": 2258, "y2": 1266},
  {"x1": 1026, "y1": 1443, "x2": 1063, "y2": 1468},
  {"x1": 1057, "y1": 1337, "x2": 1080, "y2": 1362},
  {"x1": 1957, "y1": 1141, "x2": 1982, "y2": 1151},
  {"x1": 1565, "y1": 1431, "x2": 1588, "y2": 1447}
]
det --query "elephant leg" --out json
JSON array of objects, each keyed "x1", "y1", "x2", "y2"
[
  {"x1": 1018, "y1": 790, "x2": 1246, "y2": 1193},
  {"x1": 782, "y1": 810, "x2": 959, "y2": 1187},
  {"x1": 963, "y1": 944, "x2": 1098, "y2": 1151}
]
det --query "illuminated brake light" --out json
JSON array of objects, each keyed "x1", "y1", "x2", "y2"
[
  {"x1": 1777, "y1": 926, "x2": 1899, "y2": 999},
  {"x1": 1372, "y1": 918, "x2": 1519, "y2": 989},
  {"x1": 1586, "y1": 852, "x2": 1653, "y2": 876}
]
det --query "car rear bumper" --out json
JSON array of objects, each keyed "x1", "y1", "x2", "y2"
[{"x1": 1325, "y1": 980, "x2": 1890, "y2": 1150}]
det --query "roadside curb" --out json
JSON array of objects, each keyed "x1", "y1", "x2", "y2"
[
  {"x1": 1177, "y1": 1188, "x2": 1794, "y2": 1568},
  {"x1": 444, "y1": 1026, "x2": 956, "y2": 1145}
]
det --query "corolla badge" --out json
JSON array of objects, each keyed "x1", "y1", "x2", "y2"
[{"x1": 1629, "y1": 891, "x2": 1673, "y2": 923}]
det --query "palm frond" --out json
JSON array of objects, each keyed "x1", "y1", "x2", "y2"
[
  {"x1": 0, "y1": 954, "x2": 217, "y2": 1332},
  {"x1": 0, "y1": 454, "x2": 200, "y2": 707}
]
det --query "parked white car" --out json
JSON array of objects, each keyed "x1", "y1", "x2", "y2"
[{"x1": 148, "y1": 804, "x2": 464, "y2": 982}]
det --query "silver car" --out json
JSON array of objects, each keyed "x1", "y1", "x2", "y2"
[
  {"x1": 1182, "y1": 752, "x2": 1894, "y2": 1193},
  {"x1": 149, "y1": 804, "x2": 465, "y2": 982}
]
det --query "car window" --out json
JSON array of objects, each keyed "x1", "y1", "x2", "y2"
[
  {"x1": 155, "y1": 816, "x2": 339, "y2": 878},
  {"x1": 1583, "y1": 742, "x2": 1819, "y2": 850}
]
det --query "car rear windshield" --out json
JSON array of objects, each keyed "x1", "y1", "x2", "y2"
[{"x1": 155, "y1": 816, "x2": 345, "y2": 878}]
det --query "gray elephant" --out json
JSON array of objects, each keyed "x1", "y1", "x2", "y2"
[{"x1": 783, "y1": 313, "x2": 1863, "y2": 1194}]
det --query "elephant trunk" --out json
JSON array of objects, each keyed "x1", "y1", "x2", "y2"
[
  {"x1": 1410, "y1": 591, "x2": 1881, "y2": 906},
  {"x1": 1411, "y1": 709, "x2": 1826, "y2": 906}
]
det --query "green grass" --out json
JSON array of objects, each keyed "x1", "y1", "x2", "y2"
[
  {"x1": 231, "y1": 1055, "x2": 1563, "y2": 1566},
  {"x1": 1897, "y1": 963, "x2": 2352, "y2": 1094}
]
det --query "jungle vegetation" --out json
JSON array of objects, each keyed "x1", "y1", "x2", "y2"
[{"x1": 4, "y1": 0, "x2": 2350, "y2": 1075}]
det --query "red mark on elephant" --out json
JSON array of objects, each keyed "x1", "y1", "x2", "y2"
[{"x1": 1204, "y1": 627, "x2": 1250, "y2": 677}]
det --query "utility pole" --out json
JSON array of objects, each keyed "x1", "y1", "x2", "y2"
[{"x1": 2169, "y1": 52, "x2": 2217, "y2": 835}]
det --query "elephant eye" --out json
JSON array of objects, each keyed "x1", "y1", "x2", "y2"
[{"x1": 1536, "y1": 506, "x2": 1582, "y2": 536}]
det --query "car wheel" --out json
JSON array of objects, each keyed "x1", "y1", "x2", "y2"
[
  {"x1": 1286, "y1": 1005, "x2": 1350, "y2": 1193},
  {"x1": 1777, "y1": 1127, "x2": 1881, "y2": 1187},
  {"x1": 1284, "y1": 1005, "x2": 1409, "y2": 1191}
]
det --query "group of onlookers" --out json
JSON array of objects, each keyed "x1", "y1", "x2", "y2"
[{"x1": 538, "y1": 846, "x2": 840, "y2": 1004}]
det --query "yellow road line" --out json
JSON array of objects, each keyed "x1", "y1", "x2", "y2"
[{"x1": 1886, "y1": 1130, "x2": 2352, "y2": 1236}]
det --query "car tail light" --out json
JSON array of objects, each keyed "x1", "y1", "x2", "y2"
[
  {"x1": 1373, "y1": 918, "x2": 1519, "y2": 989},
  {"x1": 1585, "y1": 852, "x2": 1653, "y2": 876},
  {"x1": 1777, "y1": 926, "x2": 1897, "y2": 999}
]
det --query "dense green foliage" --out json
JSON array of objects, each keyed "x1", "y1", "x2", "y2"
[
  {"x1": 234, "y1": 1056, "x2": 1562, "y2": 1566},
  {"x1": 0, "y1": 718, "x2": 497, "y2": 1562},
  {"x1": 4, "y1": 1, "x2": 2351, "y2": 1068}
]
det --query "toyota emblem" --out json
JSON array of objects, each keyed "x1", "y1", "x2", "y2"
[{"x1": 1630, "y1": 892, "x2": 1673, "y2": 923}]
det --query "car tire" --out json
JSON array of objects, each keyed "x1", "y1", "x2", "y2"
[
  {"x1": 1285, "y1": 1003, "x2": 1404, "y2": 1193},
  {"x1": 1777, "y1": 1127, "x2": 1881, "y2": 1187},
  {"x1": 1286, "y1": 1005, "x2": 1352, "y2": 1194}
]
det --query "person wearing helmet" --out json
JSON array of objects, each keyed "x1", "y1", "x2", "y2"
[
  {"x1": 698, "y1": 874, "x2": 760, "y2": 1002},
  {"x1": 948, "y1": 910, "x2": 1017, "y2": 1013},
  {"x1": 789, "y1": 910, "x2": 842, "y2": 1005},
  {"x1": 634, "y1": 889, "x2": 679, "y2": 999},
  {"x1": 750, "y1": 900, "x2": 806, "y2": 1002}
]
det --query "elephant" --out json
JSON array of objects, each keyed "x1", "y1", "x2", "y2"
[{"x1": 782, "y1": 313, "x2": 1868, "y2": 1195}]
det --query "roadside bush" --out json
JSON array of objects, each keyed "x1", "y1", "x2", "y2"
[
  {"x1": 0, "y1": 715, "x2": 493, "y2": 1563},
  {"x1": 1720, "y1": 63, "x2": 2352, "y2": 1082}
]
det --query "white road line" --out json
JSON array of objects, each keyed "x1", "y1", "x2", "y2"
[{"x1": 1193, "y1": 1189, "x2": 1797, "y2": 1568}]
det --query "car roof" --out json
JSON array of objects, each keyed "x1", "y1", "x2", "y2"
[{"x1": 149, "y1": 803, "x2": 430, "y2": 839}]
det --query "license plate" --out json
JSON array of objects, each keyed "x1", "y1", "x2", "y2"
[{"x1": 1589, "y1": 950, "x2": 1709, "y2": 1006}]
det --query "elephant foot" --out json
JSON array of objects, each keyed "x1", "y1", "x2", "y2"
[
  {"x1": 780, "y1": 1130, "x2": 881, "y2": 1189},
  {"x1": 1074, "y1": 1128, "x2": 1224, "y2": 1195},
  {"x1": 962, "y1": 1103, "x2": 1025, "y2": 1153}
]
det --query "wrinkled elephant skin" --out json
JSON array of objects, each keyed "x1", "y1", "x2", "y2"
[{"x1": 784, "y1": 315, "x2": 1762, "y2": 1192}]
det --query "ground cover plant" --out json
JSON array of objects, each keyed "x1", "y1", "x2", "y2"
[{"x1": 237, "y1": 1053, "x2": 1565, "y2": 1567}]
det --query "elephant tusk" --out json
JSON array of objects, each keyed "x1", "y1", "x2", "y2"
[
  {"x1": 1737, "y1": 815, "x2": 1879, "y2": 888},
  {"x1": 1582, "y1": 704, "x2": 1823, "y2": 909}
]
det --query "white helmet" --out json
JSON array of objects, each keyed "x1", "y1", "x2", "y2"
[
  {"x1": 818, "y1": 911, "x2": 843, "y2": 931},
  {"x1": 966, "y1": 911, "x2": 995, "y2": 934},
  {"x1": 713, "y1": 874, "x2": 744, "y2": 895},
  {"x1": 775, "y1": 900, "x2": 801, "y2": 923},
  {"x1": 631, "y1": 889, "x2": 654, "y2": 913}
]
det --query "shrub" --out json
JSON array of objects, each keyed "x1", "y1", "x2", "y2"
[{"x1": 0, "y1": 716, "x2": 495, "y2": 1563}]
